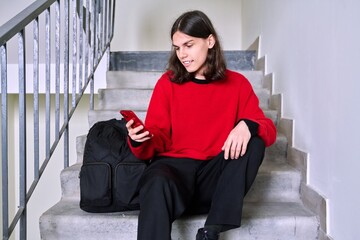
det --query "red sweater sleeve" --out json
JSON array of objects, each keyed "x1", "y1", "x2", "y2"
[
  {"x1": 237, "y1": 76, "x2": 276, "y2": 147},
  {"x1": 129, "y1": 74, "x2": 173, "y2": 160}
]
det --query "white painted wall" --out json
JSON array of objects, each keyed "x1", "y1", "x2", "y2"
[
  {"x1": 111, "y1": 0, "x2": 243, "y2": 51},
  {"x1": 241, "y1": 0, "x2": 360, "y2": 239},
  {"x1": 0, "y1": 0, "x2": 35, "y2": 26}
]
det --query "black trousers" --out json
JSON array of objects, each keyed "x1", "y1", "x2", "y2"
[{"x1": 137, "y1": 136, "x2": 265, "y2": 240}]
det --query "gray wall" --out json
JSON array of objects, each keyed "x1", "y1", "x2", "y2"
[{"x1": 241, "y1": 1, "x2": 360, "y2": 239}]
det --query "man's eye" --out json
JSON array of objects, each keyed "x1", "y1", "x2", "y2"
[{"x1": 186, "y1": 44, "x2": 193, "y2": 48}]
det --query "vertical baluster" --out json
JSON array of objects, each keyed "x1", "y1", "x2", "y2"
[
  {"x1": 103, "y1": 0, "x2": 108, "y2": 66},
  {"x1": 1, "y1": 44, "x2": 9, "y2": 240},
  {"x1": 111, "y1": 0, "x2": 115, "y2": 40},
  {"x1": 98, "y1": 0, "x2": 102, "y2": 53},
  {"x1": 84, "y1": 0, "x2": 89, "y2": 89},
  {"x1": 107, "y1": 0, "x2": 111, "y2": 69},
  {"x1": 90, "y1": 0, "x2": 96, "y2": 110},
  {"x1": 101, "y1": 0, "x2": 105, "y2": 52},
  {"x1": 78, "y1": 0, "x2": 84, "y2": 94},
  {"x1": 55, "y1": 0, "x2": 61, "y2": 140},
  {"x1": 18, "y1": 29, "x2": 27, "y2": 240},
  {"x1": 105, "y1": 0, "x2": 110, "y2": 68},
  {"x1": 72, "y1": 0, "x2": 77, "y2": 108},
  {"x1": 105, "y1": 0, "x2": 109, "y2": 47},
  {"x1": 94, "y1": 0, "x2": 99, "y2": 65},
  {"x1": 45, "y1": 7, "x2": 51, "y2": 159},
  {"x1": 106, "y1": 0, "x2": 110, "y2": 43},
  {"x1": 33, "y1": 17, "x2": 40, "y2": 180},
  {"x1": 64, "y1": 0, "x2": 70, "y2": 168}
]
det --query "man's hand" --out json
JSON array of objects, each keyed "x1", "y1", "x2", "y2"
[
  {"x1": 222, "y1": 120, "x2": 251, "y2": 160},
  {"x1": 125, "y1": 119, "x2": 152, "y2": 142}
]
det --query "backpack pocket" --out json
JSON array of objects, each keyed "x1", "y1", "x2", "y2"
[
  {"x1": 115, "y1": 163, "x2": 146, "y2": 204},
  {"x1": 80, "y1": 162, "x2": 112, "y2": 207}
]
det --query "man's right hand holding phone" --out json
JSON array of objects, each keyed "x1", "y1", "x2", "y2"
[{"x1": 125, "y1": 119, "x2": 152, "y2": 143}]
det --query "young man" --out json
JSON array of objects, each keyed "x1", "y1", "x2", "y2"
[{"x1": 126, "y1": 10, "x2": 276, "y2": 240}]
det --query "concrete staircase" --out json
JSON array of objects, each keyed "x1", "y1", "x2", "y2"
[{"x1": 39, "y1": 51, "x2": 320, "y2": 240}]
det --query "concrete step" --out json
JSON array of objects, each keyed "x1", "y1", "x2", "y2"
[
  {"x1": 60, "y1": 158, "x2": 300, "y2": 203},
  {"x1": 97, "y1": 88, "x2": 270, "y2": 110},
  {"x1": 107, "y1": 71, "x2": 160, "y2": 89},
  {"x1": 97, "y1": 88, "x2": 152, "y2": 111},
  {"x1": 106, "y1": 70, "x2": 265, "y2": 89},
  {"x1": 87, "y1": 108, "x2": 279, "y2": 128},
  {"x1": 75, "y1": 131, "x2": 287, "y2": 164},
  {"x1": 39, "y1": 200, "x2": 319, "y2": 240}
]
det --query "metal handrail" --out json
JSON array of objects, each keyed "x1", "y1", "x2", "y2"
[{"x1": 0, "y1": 0, "x2": 115, "y2": 239}]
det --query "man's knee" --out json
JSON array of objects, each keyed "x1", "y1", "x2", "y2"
[{"x1": 248, "y1": 136, "x2": 265, "y2": 153}]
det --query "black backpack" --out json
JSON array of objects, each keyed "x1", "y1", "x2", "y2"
[{"x1": 79, "y1": 118, "x2": 147, "y2": 213}]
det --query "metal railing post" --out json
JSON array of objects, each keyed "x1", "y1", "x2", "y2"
[
  {"x1": 64, "y1": 0, "x2": 70, "y2": 168},
  {"x1": 1, "y1": 43, "x2": 9, "y2": 240},
  {"x1": 45, "y1": 6, "x2": 51, "y2": 161},
  {"x1": 55, "y1": 0, "x2": 61, "y2": 141},
  {"x1": 78, "y1": 0, "x2": 84, "y2": 95},
  {"x1": 90, "y1": 0, "x2": 96, "y2": 110},
  {"x1": 33, "y1": 17, "x2": 40, "y2": 181},
  {"x1": 18, "y1": 29, "x2": 27, "y2": 240}
]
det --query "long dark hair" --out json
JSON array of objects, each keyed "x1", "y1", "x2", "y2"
[{"x1": 167, "y1": 10, "x2": 226, "y2": 84}]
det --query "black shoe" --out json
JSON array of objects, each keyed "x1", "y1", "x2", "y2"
[{"x1": 196, "y1": 228, "x2": 219, "y2": 240}]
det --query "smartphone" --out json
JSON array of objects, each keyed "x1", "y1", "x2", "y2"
[{"x1": 120, "y1": 110, "x2": 151, "y2": 135}]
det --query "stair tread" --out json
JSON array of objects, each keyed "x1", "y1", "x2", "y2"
[
  {"x1": 97, "y1": 88, "x2": 270, "y2": 110},
  {"x1": 40, "y1": 200, "x2": 318, "y2": 240},
  {"x1": 42, "y1": 200, "x2": 314, "y2": 220}
]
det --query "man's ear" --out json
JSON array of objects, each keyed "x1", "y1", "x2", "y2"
[{"x1": 208, "y1": 34, "x2": 216, "y2": 49}]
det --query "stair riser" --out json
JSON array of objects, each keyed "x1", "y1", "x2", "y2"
[
  {"x1": 109, "y1": 51, "x2": 257, "y2": 72},
  {"x1": 106, "y1": 71, "x2": 265, "y2": 89},
  {"x1": 60, "y1": 163, "x2": 301, "y2": 203},
  {"x1": 107, "y1": 71, "x2": 160, "y2": 89},
  {"x1": 87, "y1": 109, "x2": 278, "y2": 129},
  {"x1": 97, "y1": 89, "x2": 152, "y2": 110},
  {"x1": 265, "y1": 135, "x2": 288, "y2": 162},
  {"x1": 97, "y1": 88, "x2": 270, "y2": 110}
]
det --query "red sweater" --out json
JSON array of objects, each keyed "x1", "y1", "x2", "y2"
[{"x1": 130, "y1": 70, "x2": 276, "y2": 161}]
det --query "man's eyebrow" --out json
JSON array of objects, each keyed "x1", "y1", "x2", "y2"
[{"x1": 172, "y1": 40, "x2": 194, "y2": 48}]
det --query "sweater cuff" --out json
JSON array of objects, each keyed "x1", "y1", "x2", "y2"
[
  {"x1": 240, "y1": 119, "x2": 259, "y2": 137},
  {"x1": 128, "y1": 137, "x2": 143, "y2": 148}
]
